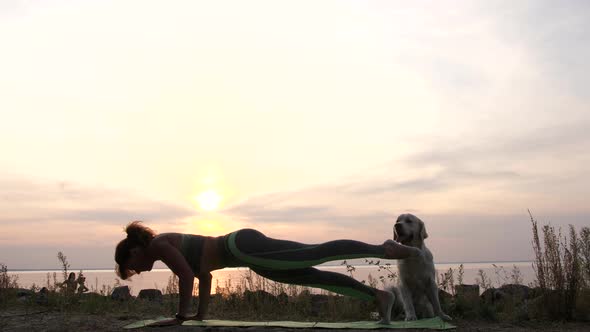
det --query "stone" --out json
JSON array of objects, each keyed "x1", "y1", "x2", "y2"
[
  {"x1": 480, "y1": 287, "x2": 501, "y2": 304},
  {"x1": 438, "y1": 288, "x2": 453, "y2": 305},
  {"x1": 455, "y1": 284, "x2": 480, "y2": 299},
  {"x1": 498, "y1": 284, "x2": 532, "y2": 303},
  {"x1": 455, "y1": 284, "x2": 480, "y2": 309},
  {"x1": 35, "y1": 287, "x2": 49, "y2": 305},
  {"x1": 16, "y1": 288, "x2": 34, "y2": 298},
  {"x1": 111, "y1": 285, "x2": 131, "y2": 301}
]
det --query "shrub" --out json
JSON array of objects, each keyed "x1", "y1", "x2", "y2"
[
  {"x1": 529, "y1": 210, "x2": 585, "y2": 320},
  {"x1": 0, "y1": 263, "x2": 19, "y2": 307},
  {"x1": 475, "y1": 269, "x2": 492, "y2": 291},
  {"x1": 0, "y1": 263, "x2": 19, "y2": 290}
]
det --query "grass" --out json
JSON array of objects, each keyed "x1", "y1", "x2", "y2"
[
  {"x1": 1, "y1": 212, "x2": 589, "y2": 323},
  {"x1": 529, "y1": 210, "x2": 590, "y2": 321}
]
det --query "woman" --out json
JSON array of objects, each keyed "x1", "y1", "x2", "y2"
[
  {"x1": 76, "y1": 272, "x2": 89, "y2": 294},
  {"x1": 60, "y1": 272, "x2": 77, "y2": 295},
  {"x1": 115, "y1": 221, "x2": 421, "y2": 326}
]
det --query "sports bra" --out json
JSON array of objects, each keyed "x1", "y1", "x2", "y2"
[
  {"x1": 179, "y1": 232, "x2": 242, "y2": 275},
  {"x1": 179, "y1": 234, "x2": 207, "y2": 275}
]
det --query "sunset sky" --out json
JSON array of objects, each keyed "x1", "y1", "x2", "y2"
[{"x1": 1, "y1": 0, "x2": 589, "y2": 270}]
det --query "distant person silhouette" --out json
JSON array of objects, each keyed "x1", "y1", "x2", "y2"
[
  {"x1": 60, "y1": 272, "x2": 77, "y2": 295},
  {"x1": 76, "y1": 272, "x2": 89, "y2": 294}
]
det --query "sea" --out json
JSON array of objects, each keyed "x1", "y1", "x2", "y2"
[{"x1": 8, "y1": 261, "x2": 535, "y2": 296}]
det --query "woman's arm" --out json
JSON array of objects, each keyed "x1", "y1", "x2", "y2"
[
  {"x1": 193, "y1": 236, "x2": 226, "y2": 320},
  {"x1": 151, "y1": 238, "x2": 196, "y2": 317},
  {"x1": 196, "y1": 272, "x2": 212, "y2": 319}
]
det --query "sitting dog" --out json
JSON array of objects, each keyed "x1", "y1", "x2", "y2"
[{"x1": 390, "y1": 213, "x2": 451, "y2": 321}]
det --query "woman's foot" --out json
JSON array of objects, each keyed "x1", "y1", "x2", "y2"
[
  {"x1": 383, "y1": 240, "x2": 421, "y2": 259},
  {"x1": 375, "y1": 289, "x2": 394, "y2": 324}
]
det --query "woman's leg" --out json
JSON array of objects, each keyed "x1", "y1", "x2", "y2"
[
  {"x1": 224, "y1": 229, "x2": 406, "y2": 323},
  {"x1": 226, "y1": 228, "x2": 419, "y2": 271},
  {"x1": 252, "y1": 267, "x2": 394, "y2": 324},
  {"x1": 252, "y1": 267, "x2": 376, "y2": 300}
]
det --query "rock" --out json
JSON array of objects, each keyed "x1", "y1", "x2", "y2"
[
  {"x1": 480, "y1": 287, "x2": 502, "y2": 304},
  {"x1": 482, "y1": 284, "x2": 533, "y2": 305},
  {"x1": 138, "y1": 289, "x2": 163, "y2": 302},
  {"x1": 111, "y1": 285, "x2": 131, "y2": 301},
  {"x1": 455, "y1": 284, "x2": 480, "y2": 310},
  {"x1": 455, "y1": 284, "x2": 480, "y2": 299},
  {"x1": 16, "y1": 288, "x2": 34, "y2": 298},
  {"x1": 498, "y1": 284, "x2": 532, "y2": 303},
  {"x1": 36, "y1": 287, "x2": 49, "y2": 305},
  {"x1": 438, "y1": 288, "x2": 453, "y2": 305}
]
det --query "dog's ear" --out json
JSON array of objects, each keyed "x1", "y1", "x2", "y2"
[{"x1": 419, "y1": 221, "x2": 428, "y2": 240}]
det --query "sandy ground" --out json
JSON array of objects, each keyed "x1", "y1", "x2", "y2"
[{"x1": 1, "y1": 310, "x2": 588, "y2": 332}]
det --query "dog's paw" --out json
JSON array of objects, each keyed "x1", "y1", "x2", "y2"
[
  {"x1": 409, "y1": 246, "x2": 423, "y2": 258},
  {"x1": 404, "y1": 314, "x2": 417, "y2": 321},
  {"x1": 439, "y1": 313, "x2": 452, "y2": 321}
]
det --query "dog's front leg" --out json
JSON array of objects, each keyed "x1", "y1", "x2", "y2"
[
  {"x1": 399, "y1": 284, "x2": 417, "y2": 321},
  {"x1": 426, "y1": 279, "x2": 452, "y2": 321}
]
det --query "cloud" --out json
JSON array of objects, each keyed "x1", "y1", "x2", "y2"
[
  {"x1": 225, "y1": 202, "x2": 391, "y2": 228},
  {"x1": 349, "y1": 169, "x2": 521, "y2": 195},
  {"x1": 0, "y1": 176, "x2": 196, "y2": 227},
  {"x1": 229, "y1": 119, "x2": 589, "y2": 212},
  {"x1": 224, "y1": 119, "x2": 589, "y2": 214},
  {"x1": 407, "y1": 120, "x2": 590, "y2": 166}
]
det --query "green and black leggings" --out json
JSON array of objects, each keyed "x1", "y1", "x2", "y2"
[{"x1": 221, "y1": 228, "x2": 387, "y2": 301}]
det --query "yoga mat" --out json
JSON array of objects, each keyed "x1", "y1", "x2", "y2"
[{"x1": 124, "y1": 317, "x2": 455, "y2": 329}]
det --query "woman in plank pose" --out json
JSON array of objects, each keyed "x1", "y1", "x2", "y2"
[{"x1": 115, "y1": 221, "x2": 421, "y2": 326}]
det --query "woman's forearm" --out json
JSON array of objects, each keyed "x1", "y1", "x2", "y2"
[
  {"x1": 178, "y1": 276, "x2": 195, "y2": 316},
  {"x1": 197, "y1": 273, "x2": 212, "y2": 319}
]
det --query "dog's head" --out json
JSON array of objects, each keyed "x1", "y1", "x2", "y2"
[{"x1": 393, "y1": 213, "x2": 428, "y2": 247}]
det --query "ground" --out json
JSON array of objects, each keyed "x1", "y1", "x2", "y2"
[{"x1": 1, "y1": 310, "x2": 588, "y2": 332}]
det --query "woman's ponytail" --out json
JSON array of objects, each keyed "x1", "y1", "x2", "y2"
[{"x1": 125, "y1": 221, "x2": 156, "y2": 248}]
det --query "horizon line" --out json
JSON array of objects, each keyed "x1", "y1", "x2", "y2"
[{"x1": 7, "y1": 259, "x2": 534, "y2": 272}]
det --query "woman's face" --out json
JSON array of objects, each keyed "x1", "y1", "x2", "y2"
[{"x1": 126, "y1": 247, "x2": 155, "y2": 274}]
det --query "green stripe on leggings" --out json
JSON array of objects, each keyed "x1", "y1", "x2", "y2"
[
  {"x1": 304, "y1": 284, "x2": 375, "y2": 301},
  {"x1": 227, "y1": 232, "x2": 372, "y2": 270}
]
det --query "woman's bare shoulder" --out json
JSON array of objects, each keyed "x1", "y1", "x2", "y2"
[{"x1": 152, "y1": 233, "x2": 184, "y2": 248}]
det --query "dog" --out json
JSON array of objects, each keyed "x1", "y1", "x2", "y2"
[{"x1": 390, "y1": 213, "x2": 451, "y2": 321}]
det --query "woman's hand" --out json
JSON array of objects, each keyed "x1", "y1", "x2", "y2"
[{"x1": 146, "y1": 318, "x2": 182, "y2": 327}]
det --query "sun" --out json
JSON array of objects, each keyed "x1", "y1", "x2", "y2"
[{"x1": 195, "y1": 190, "x2": 222, "y2": 211}]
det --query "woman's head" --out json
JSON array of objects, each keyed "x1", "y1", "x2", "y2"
[
  {"x1": 114, "y1": 221, "x2": 157, "y2": 280},
  {"x1": 68, "y1": 272, "x2": 76, "y2": 281}
]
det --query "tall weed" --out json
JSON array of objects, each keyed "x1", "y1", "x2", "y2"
[{"x1": 529, "y1": 210, "x2": 585, "y2": 320}]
